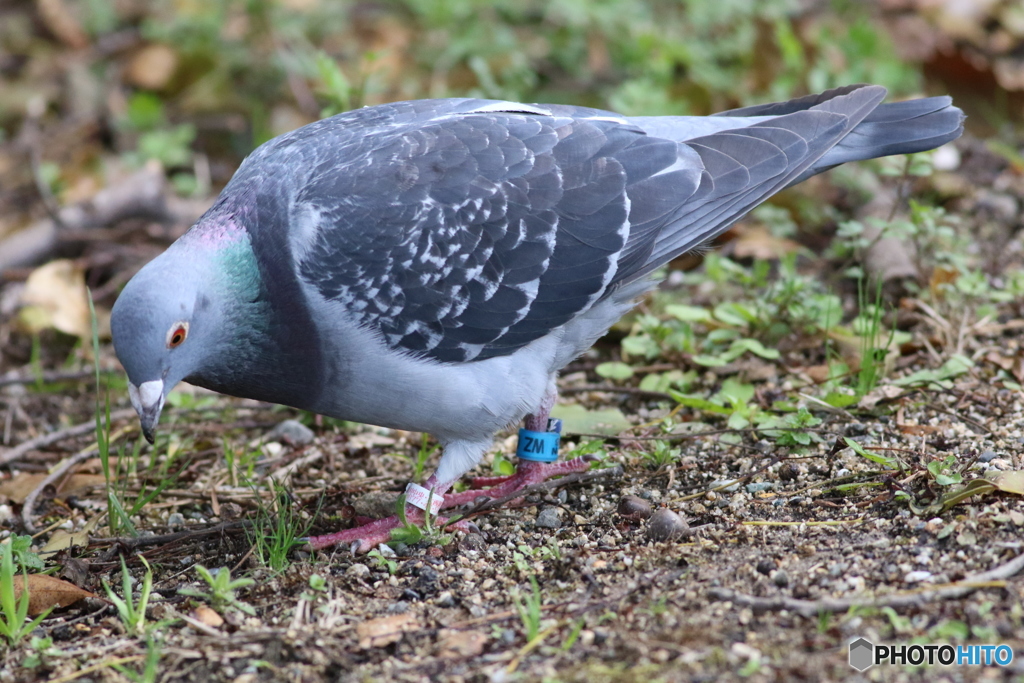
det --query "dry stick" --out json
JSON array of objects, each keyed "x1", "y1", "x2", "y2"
[
  {"x1": 21, "y1": 448, "x2": 97, "y2": 533},
  {"x1": 90, "y1": 520, "x2": 250, "y2": 550},
  {"x1": 708, "y1": 551, "x2": 1024, "y2": 618},
  {"x1": 0, "y1": 408, "x2": 136, "y2": 466},
  {"x1": 0, "y1": 369, "x2": 108, "y2": 387}
]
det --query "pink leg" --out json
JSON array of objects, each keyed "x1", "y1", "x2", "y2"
[
  {"x1": 443, "y1": 455, "x2": 595, "y2": 508},
  {"x1": 305, "y1": 507, "x2": 477, "y2": 553},
  {"x1": 307, "y1": 383, "x2": 575, "y2": 552},
  {"x1": 305, "y1": 476, "x2": 470, "y2": 554},
  {"x1": 444, "y1": 385, "x2": 594, "y2": 508}
]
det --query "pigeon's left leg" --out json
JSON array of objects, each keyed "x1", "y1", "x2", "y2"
[
  {"x1": 442, "y1": 384, "x2": 595, "y2": 508},
  {"x1": 304, "y1": 499, "x2": 478, "y2": 554},
  {"x1": 304, "y1": 440, "x2": 489, "y2": 554}
]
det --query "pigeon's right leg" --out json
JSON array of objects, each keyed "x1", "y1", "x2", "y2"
[{"x1": 442, "y1": 384, "x2": 596, "y2": 508}]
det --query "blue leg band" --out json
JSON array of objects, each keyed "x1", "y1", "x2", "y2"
[{"x1": 516, "y1": 418, "x2": 562, "y2": 462}]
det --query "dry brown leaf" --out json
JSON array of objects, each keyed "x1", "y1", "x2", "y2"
[
  {"x1": 40, "y1": 515, "x2": 103, "y2": 556},
  {"x1": 929, "y1": 265, "x2": 960, "y2": 299},
  {"x1": 356, "y1": 613, "x2": 419, "y2": 648},
  {"x1": 126, "y1": 44, "x2": 179, "y2": 90},
  {"x1": 437, "y1": 629, "x2": 487, "y2": 658},
  {"x1": 36, "y1": 0, "x2": 88, "y2": 49},
  {"x1": 857, "y1": 384, "x2": 905, "y2": 410},
  {"x1": 731, "y1": 225, "x2": 801, "y2": 261},
  {"x1": 18, "y1": 259, "x2": 91, "y2": 337},
  {"x1": 12, "y1": 574, "x2": 96, "y2": 615},
  {"x1": 0, "y1": 473, "x2": 107, "y2": 504},
  {"x1": 801, "y1": 364, "x2": 832, "y2": 384},
  {"x1": 192, "y1": 605, "x2": 225, "y2": 628}
]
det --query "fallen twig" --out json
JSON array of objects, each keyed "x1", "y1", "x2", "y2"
[
  {"x1": 0, "y1": 166, "x2": 175, "y2": 274},
  {"x1": 22, "y1": 447, "x2": 97, "y2": 533},
  {"x1": 708, "y1": 551, "x2": 1024, "y2": 617},
  {"x1": 0, "y1": 408, "x2": 135, "y2": 466},
  {"x1": 90, "y1": 520, "x2": 250, "y2": 550},
  {"x1": 0, "y1": 369, "x2": 109, "y2": 387}
]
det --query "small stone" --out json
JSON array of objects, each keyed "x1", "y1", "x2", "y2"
[
  {"x1": 756, "y1": 559, "x2": 774, "y2": 576},
  {"x1": 460, "y1": 533, "x2": 486, "y2": 551},
  {"x1": 646, "y1": 509, "x2": 689, "y2": 542},
  {"x1": 435, "y1": 591, "x2": 456, "y2": 608},
  {"x1": 829, "y1": 563, "x2": 848, "y2": 577},
  {"x1": 353, "y1": 491, "x2": 402, "y2": 519},
  {"x1": 346, "y1": 563, "x2": 370, "y2": 579},
  {"x1": 846, "y1": 423, "x2": 867, "y2": 436},
  {"x1": 932, "y1": 143, "x2": 960, "y2": 171},
  {"x1": 267, "y1": 419, "x2": 315, "y2": 446},
  {"x1": 192, "y1": 604, "x2": 224, "y2": 628},
  {"x1": 904, "y1": 570, "x2": 933, "y2": 583},
  {"x1": 778, "y1": 463, "x2": 799, "y2": 482},
  {"x1": 746, "y1": 482, "x2": 774, "y2": 494},
  {"x1": 417, "y1": 567, "x2": 440, "y2": 585},
  {"x1": 772, "y1": 569, "x2": 789, "y2": 587},
  {"x1": 617, "y1": 495, "x2": 653, "y2": 519},
  {"x1": 167, "y1": 512, "x2": 185, "y2": 527},
  {"x1": 979, "y1": 450, "x2": 998, "y2": 463},
  {"x1": 535, "y1": 507, "x2": 562, "y2": 529}
]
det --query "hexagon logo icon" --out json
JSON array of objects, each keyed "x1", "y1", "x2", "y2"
[{"x1": 849, "y1": 637, "x2": 874, "y2": 671}]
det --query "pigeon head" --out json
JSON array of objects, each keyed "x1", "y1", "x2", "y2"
[{"x1": 112, "y1": 222, "x2": 261, "y2": 443}]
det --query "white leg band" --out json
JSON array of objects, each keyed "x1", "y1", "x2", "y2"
[{"x1": 405, "y1": 483, "x2": 444, "y2": 514}]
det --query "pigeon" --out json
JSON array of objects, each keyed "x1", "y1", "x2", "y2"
[{"x1": 111, "y1": 84, "x2": 963, "y2": 552}]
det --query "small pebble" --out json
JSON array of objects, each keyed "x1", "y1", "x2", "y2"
[
  {"x1": 979, "y1": 450, "x2": 998, "y2": 463},
  {"x1": 778, "y1": 463, "x2": 799, "y2": 482},
  {"x1": 435, "y1": 591, "x2": 456, "y2": 608},
  {"x1": 267, "y1": 419, "x2": 315, "y2": 446},
  {"x1": 460, "y1": 533, "x2": 486, "y2": 551},
  {"x1": 745, "y1": 482, "x2": 773, "y2": 494},
  {"x1": 167, "y1": 512, "x2": 185, "y2": 527},
  {"x1": 346, "y1": 563, "x2": 370, "y2": 579},
  {"x1": 417, "y1": 567, "x2": 440, "y2": 585},
  {"x1": 646, "y1": 508, "x2": 689, "y2": 542},
  {"x1": 846, "y1": 423, "x2": 867, "y2": 436},
  {"x1": 756, "y1": 559, "x2": 774, "y2": 576},
  {"x1": 617, "y1": 495, "x2": 653, "y2": 519},
  {"x1": 932, "y1": 143, "x2": 960, "y2": 171},
  {"x1": 535, "y1": 506, "x2": 562, "y2": 529},
  {"x1": 904, "y1": 570, "x2": 933, "y2": 583},
  {"x1": 772, "y1": 569, "x2": 789, "y2": 587}
]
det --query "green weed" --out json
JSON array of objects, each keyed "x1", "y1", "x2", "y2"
[
  {"x1": 512, "y1": 575, "x2": 543, "y2": 642},
  {"x1": 248, "y1": 483, "x2": 313, "y2": 573},
  {"x1": 0, "y1": 540, "x2": 51, "y2": 647},
  {"x1": 179, "y1": 565, "x2": 256, "y2": 616},
  {"x1": 103, "y1": 555, "x2": 154, "y2": 636}
]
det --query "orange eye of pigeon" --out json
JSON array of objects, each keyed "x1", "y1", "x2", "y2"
[{"x1": 167, "y1": 323, "x2": 189, "y2": 348}]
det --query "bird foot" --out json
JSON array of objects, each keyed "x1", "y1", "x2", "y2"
[
  {"x1": 443, "y1": 455, "x2": 595, "y2": 508},
  {"x1": 304, "y1": 506, "x2": 476, "y2": 554}
]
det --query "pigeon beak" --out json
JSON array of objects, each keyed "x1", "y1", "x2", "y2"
[{"x1": 128, "y1": 380, "x2": 164, "y2": 444}]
